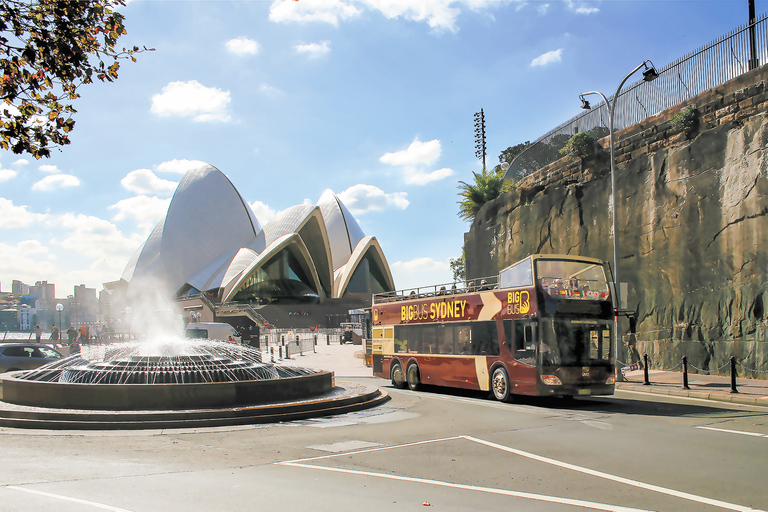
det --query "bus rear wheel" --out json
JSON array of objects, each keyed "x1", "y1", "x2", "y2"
[
  {"x1": 390, "y1": 361, "x2": 406, "y2": 389},
  {"x1": 491, "y1": 367, "x2": 512, "y2": 402},
  {"x1": 406, "y1": 363, "x2": 421, "y2": 391}
]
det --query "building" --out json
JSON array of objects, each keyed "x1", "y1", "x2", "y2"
[{"x1": 117, "y1": 164, "x2": 395, "y2": 330}]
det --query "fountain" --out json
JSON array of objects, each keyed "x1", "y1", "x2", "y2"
[{"x1": 0, "y1": 337, "x2": 388, "y2": 429}]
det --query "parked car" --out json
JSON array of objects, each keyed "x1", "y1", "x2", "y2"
[{"x1": 0, "y1": 343, "x2": 64, "y2": 373}]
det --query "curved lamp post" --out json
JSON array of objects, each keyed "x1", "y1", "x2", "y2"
[{"x1": 578, "y1": 60, "x2": 658, "y2": 380}]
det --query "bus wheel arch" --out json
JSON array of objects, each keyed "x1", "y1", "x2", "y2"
[
  {"x1": 390, "y1": 359, "x2": 406, "y2": 389},
  {"x1": 406, "y1": 362, "x2": 421, "y2": 391},
  {"x1": 491, "y1": 365, "x2": 512, "y2": 402}
]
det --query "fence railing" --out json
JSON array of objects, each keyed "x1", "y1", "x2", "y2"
[{"x1": 504, "y1": 12, "x2": 768, "y2": 181}]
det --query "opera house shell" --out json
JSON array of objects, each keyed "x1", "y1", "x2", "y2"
[{"x1": 120, "y1": 164, "x2": 395, "y2": 307}]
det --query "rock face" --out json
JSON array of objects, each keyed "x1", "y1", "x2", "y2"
[{"x1": 465, "y1": 68, "x2": 768, "y2": 375}]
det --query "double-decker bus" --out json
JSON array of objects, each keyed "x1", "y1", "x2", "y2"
[{"x1": 371, "y1": 254, "x2": 615, "y2": 401}]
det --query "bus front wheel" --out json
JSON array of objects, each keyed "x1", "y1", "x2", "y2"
[
  {"x1": 406, "y1": 363, "x2": 421, "y2": 391},
  {"x1": 390, "y1": 361, "x2": 406, "y2": 389},
  {"x1": 491, "y1": 367, "x2": 512, "y2": 402}
]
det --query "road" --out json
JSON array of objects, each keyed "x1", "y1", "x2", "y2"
[{"x1": 0, "y1": 380, "x2": 766, "y2": 512}]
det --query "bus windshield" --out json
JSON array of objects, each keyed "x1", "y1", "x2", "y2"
[
  {"x1": 535, "y1": 259, "x2": 610, "y2": 300},
  {"x1": 540, "y1": 318, "x2": 612, "y2": 366}
]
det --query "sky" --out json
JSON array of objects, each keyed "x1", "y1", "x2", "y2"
[{"x1": 0, "y1": 0, "x2": 763, "y2": 298}]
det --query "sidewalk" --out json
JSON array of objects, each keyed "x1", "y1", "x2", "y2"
[
  {"x1": 618, "y1": 369, "x2": 768, "y2": 408},
  {"x1": 270, "y1": 341, "x2": 373, "y2": 378}
]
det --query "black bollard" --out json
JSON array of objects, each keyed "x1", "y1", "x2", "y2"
[
  {"x1": 314, "y1": 335, "x2": 317, "y2": 353},
  {"x1": 730, "y1": 356, "x2": 739, "y2": 394},
  {"x1": 643, "y1": 353, "x2": 650, "y2": 386},
  {"x1": 270, "y1": 347, "x2": 275, "y2": 363},
  {"x1": 682, "y1": 355, "x2": 690, "y2": 390}
]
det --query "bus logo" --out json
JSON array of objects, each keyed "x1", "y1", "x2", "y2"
[{"x1": 507, "y1": 290, "x2": 530, "y2": 315}]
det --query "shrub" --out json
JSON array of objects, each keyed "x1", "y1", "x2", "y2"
[
  {"x1": 671, "y1": 106, "x2": 698, "y2": 136},
  {"x1": 559, "y1": 132, "x2": 596, "y2": 158}
]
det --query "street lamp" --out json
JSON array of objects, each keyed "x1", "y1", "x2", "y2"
[
  {"x1": 579, "y1": 60, "x2": 658, "y2": 380},
  {"x1": 55, "y1": 303, "x2": 63, "y2": 340}
]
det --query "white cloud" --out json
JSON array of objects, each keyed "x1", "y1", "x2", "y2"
[
  {"x1": 52, "y1": 213, "x2": 145, "y2": 259},
  {"x1": 567, "y1": 1, "x2": 599, "y2": 14},
  {"x1": 381, "y1": 138, "x2": 441, "y2": 167},
  {"x1": 250, "y1": 200, "x2": 276, "y2": 223},
  {"x1": 12, "y1": 159, "x2": 29, "y2": 166},
  {"x1": 404, "y1": 167, "x2": 454, "y2": 185},
  {"x1": 380, "y1": 138, "x2": 455, "y2": 185},
  {"x1": 269, "y1": 0, "x2": 509, "y2": 32},
  {"x1": 0, "y1": 198, "x2": 49, "y2": 228},
  {"x1": 226, "y1": 36, "x2": 260, "y2": 55},
  {"x1": 0, "y1": 168, "x2": 17, "y2": 182},
  {"x1": 531, "y1": 48, "x2": 563, "y2": 67},
  {"x1": 390, "y1": 257, "x2": 452, "y2": 290},
  {"x1": 295, "y1": 41, "x2": 331, "y2": 58},
  {"x1": 38, "y1": 164, "x2": 61, "y2": 174},
  {"x1": 151, "y1": 81, "x2": 231, "y2": 122},
  {"x1": 31, "y1": 174, "x2": 80, "y2": 191},
  {"x1": 121, "y1": 169, "x2": 178, "y2": 196},
  {"x1": 258, "y1": 84, "x2": 286, "y2": 99},
  {"x1": 156, "y1": 159, "x2": 208, "y2": 175},
  {"x1": 364, "y1": 0, "x2": 461, "y2": 32},
  {"x1": 109, "y1": 195, "x2": 170, "y2": 232},
  {"x1": 337, "y1": 184, "x2": 409, "y2": 214},
  {"x1": 0, "y1": 240, "x2": 58, "y2": 282},
  {"x1": 269, "y1": 0, "x2": 361, "y2": 26}
]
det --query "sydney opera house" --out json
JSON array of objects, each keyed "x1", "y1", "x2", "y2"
[{"x1": 108, "y1": 164, "x2": 395, "y2": 330}]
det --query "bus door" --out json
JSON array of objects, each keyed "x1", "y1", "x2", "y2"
[{"x1": 504, "y1": 319, "x2": 538, "y2": 395}]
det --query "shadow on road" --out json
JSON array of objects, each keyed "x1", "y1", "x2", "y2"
[{"x1": 385, "y1": 384, "x2": 768, "y2": 419}]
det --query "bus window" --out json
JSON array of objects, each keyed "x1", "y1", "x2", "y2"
[
  {"x1": 422, "y1": 325, "x2": 437, "y2": 354},
  {"x1": 457, "y1": 326, "x2": 471, "y2": 354},
  {"x1": 541, "y1": 318, "x2": 612, "y2": 366},
  {"x1": 471, "y1": 321, "x2": 500, "y2": 356},
  {"x1": 437, "y1": 324, "x2": 455, "y2": 354},
  {"x1": 503, "y1": 320, "x2": 536, "y2": 365}
]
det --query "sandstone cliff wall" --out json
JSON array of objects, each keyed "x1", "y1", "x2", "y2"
[{"x1": 465, "y1": 65, "x2": 768, "y2": 375}]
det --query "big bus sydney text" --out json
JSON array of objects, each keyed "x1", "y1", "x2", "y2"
[{"x1": 370, "y1": 254, "x2": 616, "y2": 401}]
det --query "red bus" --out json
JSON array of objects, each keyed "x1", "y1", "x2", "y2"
[{"x1": 371, "y1": 254, "x2": 616, "y2": 401}]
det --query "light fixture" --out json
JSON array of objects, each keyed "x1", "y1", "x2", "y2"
[
  {"x1": 580, "y1": 96, "x2": 591, "y2": 110},
  {"x1": 642, "y1": 62, "x2": 659, "y2": 82}
]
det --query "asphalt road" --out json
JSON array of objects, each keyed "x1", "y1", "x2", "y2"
[{"x1": 0, "y1": 379, "x2": 766, "y2": 512}]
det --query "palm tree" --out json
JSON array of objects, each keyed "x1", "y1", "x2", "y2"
[{"x1": 457, "y1": 165, "x2": 513, "y2": 222}]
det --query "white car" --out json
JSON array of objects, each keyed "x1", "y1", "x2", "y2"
[{"x1": 0, "y1": 343, "x2": 64, "y2": 373}]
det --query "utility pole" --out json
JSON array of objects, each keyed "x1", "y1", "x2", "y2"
[
  {"x1": 749, "y1": 0, "x2": 758, "y2": 70},
  {"x1": 474, "y1": 109, "x2": 486, "y2": 170}
]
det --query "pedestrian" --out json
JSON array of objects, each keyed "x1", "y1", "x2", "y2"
[
  {"x1": 51, "y1": 325, "x2": 59, "y2": 341},
  {"x1": 34, "y1": 324, "x2": 42, "y2": 342},
  {"x1": 625, "y1": 317, "x2": 641, "y2": 367},
  {"x1": 67, "y1": 326, "x2": 77, "y2": 344}
]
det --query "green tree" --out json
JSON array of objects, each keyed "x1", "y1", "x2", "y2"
[
  {"x1": 457, "y1": 165, "x2": 513, "y2": 222},
  {"x1": 0, "y1": 0, "x2": 150, "y2": 158},
  {"x1": 449, "y1": 251, "x2": 465, "y2": 282}
]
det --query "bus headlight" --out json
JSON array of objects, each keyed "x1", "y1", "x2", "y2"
[
  {"x1": 605, "y1": 375, "x2": 615, "y2": 385},
  {"x1": 540, "y1": 375, "x2": 562, "y2": 386}
]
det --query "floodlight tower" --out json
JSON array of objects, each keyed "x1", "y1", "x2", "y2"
[{"x1": 474, "y1": 109, "x2": 486, "y2": 170}]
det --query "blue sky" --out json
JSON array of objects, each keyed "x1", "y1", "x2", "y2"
[{"x1": 0, "y1": 0, "x2": 762, "y2": 297}]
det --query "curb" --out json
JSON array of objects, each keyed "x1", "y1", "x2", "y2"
[
  {"x1": 0, "y1": 382, "x2": 390, "y2": 430},
  {"x1": 617, "y1": 383, "x2": 768, "y2": 408}
]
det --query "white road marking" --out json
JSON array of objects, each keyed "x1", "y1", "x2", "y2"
[
  {"x1": 696, "y1": 426, "x2": 768, "y2": 438},
  {"x1": 465, "y1": 436, "x2": 766, "y2": 512},
  {"x1": 7, "y1": 486, "x2": 133, "y2": 511},
  {"x1": 278, "y1": 435, "x2": 766, "y2": 512},
  {"x1": 280, "y1": 461, "x2": 654, "y2": 512}
]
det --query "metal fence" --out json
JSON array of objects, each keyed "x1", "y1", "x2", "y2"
[{"x1": 504, "y1": 12, "x2": 768, "y2": 181}]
